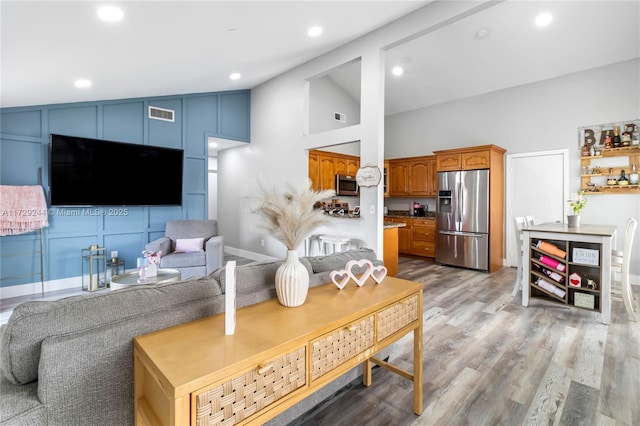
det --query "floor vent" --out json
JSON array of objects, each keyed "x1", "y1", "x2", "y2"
[{"x1": 148, "y1": 106, "x2": 175, "y2": 122}]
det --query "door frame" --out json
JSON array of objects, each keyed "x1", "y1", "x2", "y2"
[{"x1": 504, "y1": 149, "x2": 569, "y2": 267}]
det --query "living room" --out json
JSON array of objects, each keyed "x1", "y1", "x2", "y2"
[{"x1": 1, "y1": 1, "x2": 639, "y2": 425}]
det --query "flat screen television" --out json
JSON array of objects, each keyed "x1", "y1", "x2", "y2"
[{"x1": 49, "y1": 134, "x2": 184, "y2": 206}]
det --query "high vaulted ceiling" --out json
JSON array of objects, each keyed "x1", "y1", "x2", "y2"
[
  {"x1": 2, "y1": 1, "x2": 638, "y2": 119},
  {"x1": 0, "y1": 1, "x2": 428, "y2": 108}
]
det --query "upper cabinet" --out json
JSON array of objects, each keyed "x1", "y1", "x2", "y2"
[
  {"x1": 434, "y1": 145, "x2": 505, "y2": 172},
  {"x1": 388, "y1": 155, "x2": 436, "y2": 197},
  {"x1": 309, "y1": 149, "x2": 360, "y2": 191}
]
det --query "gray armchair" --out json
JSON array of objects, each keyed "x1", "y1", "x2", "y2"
[{"x1": 145, "y1": 220, "x2": 224, "y2": 280}]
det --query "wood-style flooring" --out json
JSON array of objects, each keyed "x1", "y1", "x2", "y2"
[{"x1": 290, "y1": 257, "x2": 640, "y2": 426}]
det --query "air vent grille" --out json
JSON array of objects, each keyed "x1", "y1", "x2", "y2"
[{"x1": 148, "y1": 106, "x2": 175, "y2": 122}]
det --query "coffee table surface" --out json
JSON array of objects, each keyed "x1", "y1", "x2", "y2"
[{"x1": 110, "y1": 268, "x2": 181, "y2": 290}]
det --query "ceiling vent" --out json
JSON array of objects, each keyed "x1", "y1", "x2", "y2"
[{"x1": 148, "y1": 106, "x2": 175, "y2": 122}]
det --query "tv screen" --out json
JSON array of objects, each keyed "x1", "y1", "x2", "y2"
[{"x1": 49, "y1": 134, "x2": 183, "y2": 206}]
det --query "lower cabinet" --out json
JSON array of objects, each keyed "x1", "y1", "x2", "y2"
[
  {"x1": 412, "y1": 219, "x2": 436, "y2": 258},
  {"x1": 385, "y1": 217, "x2": 436, "y2": 259}
]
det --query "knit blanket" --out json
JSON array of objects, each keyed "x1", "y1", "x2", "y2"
[{"x1": 0, "y1": 185, "x2": 49, "y2": 236}]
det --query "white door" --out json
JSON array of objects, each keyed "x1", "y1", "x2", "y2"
[{"x1": 505, "y1": 149, "x2": 568, "y2": 267}]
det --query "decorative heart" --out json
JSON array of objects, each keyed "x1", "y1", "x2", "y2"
[
  {"x1": 371, "y1": 265, "x2": 388, "y2": 284},
  {"x1": 330, "y1": 270, "x2": 350, "y2": 290},
  {"x1": 345, "y1": 259, "x2": 373, "y2": 287}
]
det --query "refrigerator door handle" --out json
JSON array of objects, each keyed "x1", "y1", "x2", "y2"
[
  {"x1": 439, "y1": 230, "x2": 484, "y2": 238},
  {"x1": 456, "y1": 181, "x2": 463, "y2": 224}
]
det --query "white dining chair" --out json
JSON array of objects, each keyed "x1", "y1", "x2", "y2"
[
  {"x1": 524, "y1": 215, "x2": 536, "y2": 227},
  {"x1": 611, "y1": 217, "x2": 638, "y2": 321},
  {"x1": 512, "y1": 216, "x2": 528, "y2": 296}
]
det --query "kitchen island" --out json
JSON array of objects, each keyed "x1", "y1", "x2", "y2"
[
  {"x1": 383, "y1": 222, "x2": 406, "y2": 276},
  {"x1": 522, "y1": 222, "x2": 617, "y2": 324}
]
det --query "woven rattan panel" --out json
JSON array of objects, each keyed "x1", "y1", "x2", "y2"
[
  {"x1": 194, "y1": 347, "x2": 306, "y2": 426},
  {"x1": 377, "y1": 294, "x2": 419, "y2": 342},
  {"x1": 311, "y1": 316, "x2": 374, "y2": 381}
]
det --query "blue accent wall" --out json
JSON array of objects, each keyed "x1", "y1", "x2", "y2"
[{"x1": 0, "y1": 90, "x2": 250, "y2": 288}]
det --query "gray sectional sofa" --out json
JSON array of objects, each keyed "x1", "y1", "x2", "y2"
[{"x1": 0, "y1": 248, "x2": 383, "y2": 426}]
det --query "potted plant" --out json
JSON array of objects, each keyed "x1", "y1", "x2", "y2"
[
  {"x1": 253, "y1": 180, "x2": 335, "y2": 307},
  {"x1": 567, "y1": 191, "x2": 587, "y2": 227}
]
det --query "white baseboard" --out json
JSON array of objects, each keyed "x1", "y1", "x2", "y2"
[{"x1": 0, "y1": 276, "x2": 81, "y2": 300}]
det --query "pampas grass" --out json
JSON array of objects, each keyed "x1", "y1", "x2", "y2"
[{"x1": 254, "y1": 180, "x2": 335, "y2": 250}]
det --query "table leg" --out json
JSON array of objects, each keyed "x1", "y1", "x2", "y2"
[{"x1": 413, "y1": 325, "x2": 423, "y2": 414}]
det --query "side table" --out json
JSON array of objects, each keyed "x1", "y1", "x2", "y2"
[{"x1": 110, "y1": 268, "x2": 181, "y2": 291}]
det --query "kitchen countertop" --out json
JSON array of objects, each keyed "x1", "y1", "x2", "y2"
[{"x1": 383, "y1": 222, "x2": 407, "y2": 229}]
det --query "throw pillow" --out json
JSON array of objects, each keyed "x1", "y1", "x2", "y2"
[{"x1": 174, "y1": 237, "x2": 205, "y2": 253}]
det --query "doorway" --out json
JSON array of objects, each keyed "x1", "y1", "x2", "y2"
[{"x1": 505, "y1": 149, "x2": 569, "y2": 267}]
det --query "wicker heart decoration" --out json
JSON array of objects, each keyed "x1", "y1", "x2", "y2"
[
  {"x1": 345, "y1": 259, "x2": 373, "y2": 287},
  {"x1": 371, "y1": 265, "x2": 387, "y2": 284},
  {"x1": 330, "y1": 270, "x2": 350, "y2": 290}
]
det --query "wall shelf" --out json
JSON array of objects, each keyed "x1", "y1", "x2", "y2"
[{"x1": 580, "y1": 146, "x2": 640, "y2": 194}]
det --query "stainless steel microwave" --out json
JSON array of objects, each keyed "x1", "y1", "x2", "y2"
[{"x1": 336, "y1": 175, "x2": 359, "y2": 196}]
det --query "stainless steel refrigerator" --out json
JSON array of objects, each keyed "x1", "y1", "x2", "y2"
[{"x1": 436, "y1": 169, "x2": 490, "y2": 271}]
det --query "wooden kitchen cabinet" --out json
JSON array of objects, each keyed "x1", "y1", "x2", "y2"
[
  {"x1": 388, "y1": 160, "x2": 409, "y2": 196},
  {"x1": 309, "y1": 149, "x2": 359, "y2": 191},
  {"x1": 388, "y1": 155, "x2": 436, "y2": 197},
  {"x1": 435, "y1": 146, "x2": 495, "y2": 171},
  {"x1": 412, "y1": 219, "x2": 436, "y2": 258}
]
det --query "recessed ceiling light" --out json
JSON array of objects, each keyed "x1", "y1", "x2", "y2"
[
  {"x1": 209, "y1": 141, "x2": 218, "y2": 148},
  {"x1": 307, "y1": 26, "x2": 323, "y2": 37},
  {"x1": 474, "y1": 28, "x2": 491, "y2": 39},
  {"x1": 535, "y1": 12, "x2": 553, "y2": 27},
  {"x1": 391, "y1": 66, "x2": 404, "y2": 76},
  {"x1": 74, "y1": 79, "x2": 92, "y2": 89},
  {"x1": 229, "y1": 73, "x2": 241, "y2": 80},
  {"x1": 97, "y1": 6, "x2": 123, "y2": 22}
]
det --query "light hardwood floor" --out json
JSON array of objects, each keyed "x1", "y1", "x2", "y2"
[{"x1": 290, "y1": 257, "x2": 640, "y2": 426}]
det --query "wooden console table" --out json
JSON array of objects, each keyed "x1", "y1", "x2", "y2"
[{"x1": 134, "y1": 276, "x2": 423, "y2": 425}]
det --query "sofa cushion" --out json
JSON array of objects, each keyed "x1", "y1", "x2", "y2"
[
  {"x1": 175, "y1": 237, "x2": 205, "y2": 253},
  {"x1": 0, "y1": 376, "x2": 45, "y2": 426},
  {"x1": 160, "y1": 251, "x2": 206, "y2": 268},
  {"x1": 0, "y1": 276, "x2": 222, "y2": 385},
  {"x1": 307, "y1": 248, "x2": 381, "y2": 274},
  {"x1": 216, "y1": 257, "x2": 314, "y2": 294}
]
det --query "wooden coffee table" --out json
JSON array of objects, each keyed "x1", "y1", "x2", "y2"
[{"x1": 110, "y1": 268, "x2": 181, "y2": 290}]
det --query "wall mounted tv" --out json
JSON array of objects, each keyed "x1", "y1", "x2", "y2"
[{"x1": 49, "y1": 134, "x2": 184, "y2": 206}]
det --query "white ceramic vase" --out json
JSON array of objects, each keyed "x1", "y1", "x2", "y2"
[
  {"x1": 275, "y1": 250, "x2": 309, "y2": 307},
  {"x1": 567, "y1": 214, "x2": 581, "y2": 228}
]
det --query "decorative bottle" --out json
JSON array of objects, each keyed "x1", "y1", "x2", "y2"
[
  {"x1": 630, "y1": 163, "x2": 638, "y2": 185},
  {"x1": 604, "y1": 130, "x2": 613, "y2": 148},
  {"x1": 607, "y1": 168, "x2": 617, "y2": 185},
  {"x1": 618, "y1": 170, "x2": 629, "y2": 186},
  {"x1": 613, "y1": 127, "x2": 621, "y2": 148}
]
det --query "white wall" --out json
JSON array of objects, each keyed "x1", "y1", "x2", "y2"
[
  {"x1": 309, "y1": 75, "x2": 360, "y2": 134},
  {"x1": 386, "y1": 59, "x2": 640, "y2": 277},
  {"x1": 218, "y1": 1, "x2": 485, "y2": 259}
]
